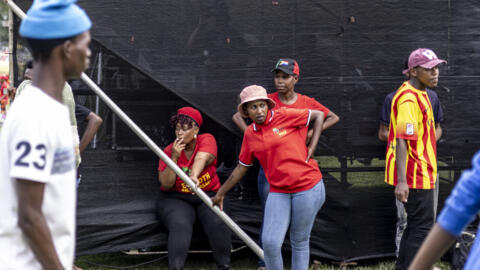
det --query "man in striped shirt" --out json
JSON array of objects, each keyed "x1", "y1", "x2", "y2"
[{"x1": 384, "y1": 48, "x2": 447, "y2": 270}]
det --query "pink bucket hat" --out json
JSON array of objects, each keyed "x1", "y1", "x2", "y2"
[
  {"x1": 402, "y1": 48, "x2": 447, "y2": 74},
  {"x1": 237, "y1": 85, "x2": 276, "y2": 118}
]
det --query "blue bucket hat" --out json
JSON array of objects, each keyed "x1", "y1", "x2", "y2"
[{"x1": 20, "y1": 0, "x2": 91, "y2": 39}]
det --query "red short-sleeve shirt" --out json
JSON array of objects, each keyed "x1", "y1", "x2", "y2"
[
  {"x1": 269, "y1": 92, "x2": 330, "y2": 138},
  {"x1": 158, "y1": 133, "x2": 221, "y2": 193},
  {"x1": 269, "y1": 92, "x2": 330, "y2": 114},
  {"x1": 239, "y1": 107, "x2": 322, "y2": 193}
]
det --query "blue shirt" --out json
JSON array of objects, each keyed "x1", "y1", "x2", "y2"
[
  {"x1": 379, "y1": 89, "x2": 444, "y2": 125},
  {"x1": 437, "y1": 151, "x2": 480, "y2": 269}
]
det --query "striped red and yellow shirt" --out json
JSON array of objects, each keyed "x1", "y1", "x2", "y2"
[{"x1": 385, "y1": 81, "x2": 437, "y2": 189}]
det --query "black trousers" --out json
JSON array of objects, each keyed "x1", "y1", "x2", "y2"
[
  {"x1": 396, "y1": 189, "x2": 434, "y2": 270},
  {"x1": 157, "y1": 192, "x2": 231, "y2": 270}
]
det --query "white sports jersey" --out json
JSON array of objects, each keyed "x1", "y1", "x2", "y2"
[{"x1": 0, "y1": 85, "x2": 76, "y2": 269}]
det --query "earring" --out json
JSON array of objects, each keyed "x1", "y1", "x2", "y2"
[{"x1": 194, "y1": 134, "x2": 197, "y2": 139}]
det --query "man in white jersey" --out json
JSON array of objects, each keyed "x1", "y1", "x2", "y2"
[{"x1": 0, "y1": 0, "x2": 91, "y2": 269}]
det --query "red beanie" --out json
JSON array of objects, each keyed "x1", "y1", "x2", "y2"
[{"x1": 177, "y1": 106, "x2": 203, "y2": 127}]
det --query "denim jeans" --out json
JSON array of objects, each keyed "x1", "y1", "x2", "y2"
[
  {"x1": 262, "y1": 180, "x2": 325, "y2": 270},
  {"x1": 257, "y1": 167, "x2": 270, "y2": 267},
  {"x1": 257, "y1": 167, "x2": 270, "y2": 209}
]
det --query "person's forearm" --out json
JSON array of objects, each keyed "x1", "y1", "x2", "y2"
[
  {"x1": 307, "y1": 111, "x2": 324, "y2": 152},
  {"x1": 435, "y1": 124, "x2": 442, "y2": 141},
  {"x1": 307, "y1": 118, "x2": 323, "y2": 153},
  {"x1": 190, "y1": 152, "x2": 214, "y2": 179},
  {"x1": 232, "y1": 112, "x2": 248, "y2": 133},
  {"x1": 79, "y1": 114, "x2": 103, "y2": 152},
  {"x1": 322, "y1": 111, "x2": 339, "y2": 131},
  {"x1": 396, "y1": 139, "x2": 407, "y2": 184},
  {"x1": 216, "y1": 164, "x2": 248, "y2": 196},
  {"x1": 408, "y1": 224, "x2": 456, "y2": 270},
  {"x1": 19, "y1": 213, "x2": 64, "y2": 270},
  {"x1": 158, "y1": 159, "x2": 179, "y2": 188},
  {"x1": 378, "y1": 124, "x2": 389, "y2": 142},
  {"x1": 19, "y1": 214, "x2": 64, "y2": 270},
  {"x1": 190, "y1": 159, "x2": 207, "y2": 179}
]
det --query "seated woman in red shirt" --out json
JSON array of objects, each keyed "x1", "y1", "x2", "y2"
[
  {"x1": 157, "y1": 107, "x2": 231, "y2": 270},
  {"x1": 212, "y1": 85, "x2": 326, "y2": 270}
]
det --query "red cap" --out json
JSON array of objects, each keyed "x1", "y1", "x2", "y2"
[{"x1": 177, "y1": 106, "x2": 203, "y2": 127}]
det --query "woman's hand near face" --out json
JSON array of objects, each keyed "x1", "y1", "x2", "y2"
[
  {"x1": 159, "y1": 138, "x2": 186, "y2": 189},
  {"x1": 171, "y1": 137, "x2": 185, "y2": 161}
]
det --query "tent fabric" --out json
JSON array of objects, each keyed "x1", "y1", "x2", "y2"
[
  {"x1": 13, "y1": 0, "x2": 480, "y2": 261},
  {"x1": 76, "y1": 0, "x2": 480, "y2": 161}
]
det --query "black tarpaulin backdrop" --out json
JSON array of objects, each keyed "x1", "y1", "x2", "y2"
[{"x1": 13, "y1": 0, "x2": 480, "y2": 262}]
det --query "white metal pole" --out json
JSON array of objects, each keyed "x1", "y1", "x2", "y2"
[
  {"x1": 93, "y1": 52, "x2": 101, "y2": 149},
  {"x1": 7, "y1": 8, "x2": 13, "y2": 82},
  {"x1": 4, "y1": 0, "x2": 264, "y2": 259}
]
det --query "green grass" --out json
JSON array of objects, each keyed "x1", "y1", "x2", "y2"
[
  {"x1": 315, "y1": 156, "x2": 454, "y2": 188},
  {"x1": 75, "y1": 251, "x2": 453, "y2": 269}
]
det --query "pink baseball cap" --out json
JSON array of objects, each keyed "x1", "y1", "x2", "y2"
[
  {"x1": 402, "y1": 48, "x2": 447, "y2": 74},
  {"x1": 237, "y1": 85, "x2": 276, "y2": 118}
]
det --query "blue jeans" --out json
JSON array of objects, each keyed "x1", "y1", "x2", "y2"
[
  {"x1": 257, "y1": 167, "x2": 270, "y2": 209},
  {"x1": 262, "y1": 180, "x2": 325, "y2": 270},
  {"x1": 257, "y1": 167, "x2": 269, "y2": 267}
]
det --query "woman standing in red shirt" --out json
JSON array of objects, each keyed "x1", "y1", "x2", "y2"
[
  {"x1": 232, "y1": 59, "x2": 339, "y2": 269},
  {"x1": 157, "y1": 107, "x2": 231, "y2": 270},
  {"x1": 212, "y1": 85, "x2": 326, "y2": 270}
]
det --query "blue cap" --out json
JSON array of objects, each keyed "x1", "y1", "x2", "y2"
[{"x1": 20, "y1": 0, "x2": 91, "y2": 39}]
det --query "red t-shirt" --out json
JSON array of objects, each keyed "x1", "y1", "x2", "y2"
[
  {"x1": 269, "y1": 92, "x2": 330, "y2": 138},
  {"x1": 239, "y1": 107, "x2": 323, "y2": 193},
  {"x1": 269, "y1": 92, "x2": 330, "y2": 113},
  {"x1": 158, "y1": 133, "x2": 221, "y2": 193}
]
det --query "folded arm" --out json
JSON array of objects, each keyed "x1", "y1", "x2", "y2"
[
  {"x1": 232, "y1": 111, "x2": 248, "y2": 133},
  {"x1": 306, "y1": 110, "x2": 324, "y2": 161},
  {"x1": 79, "y1": 112, "x2": 103, "y2": 152}
]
